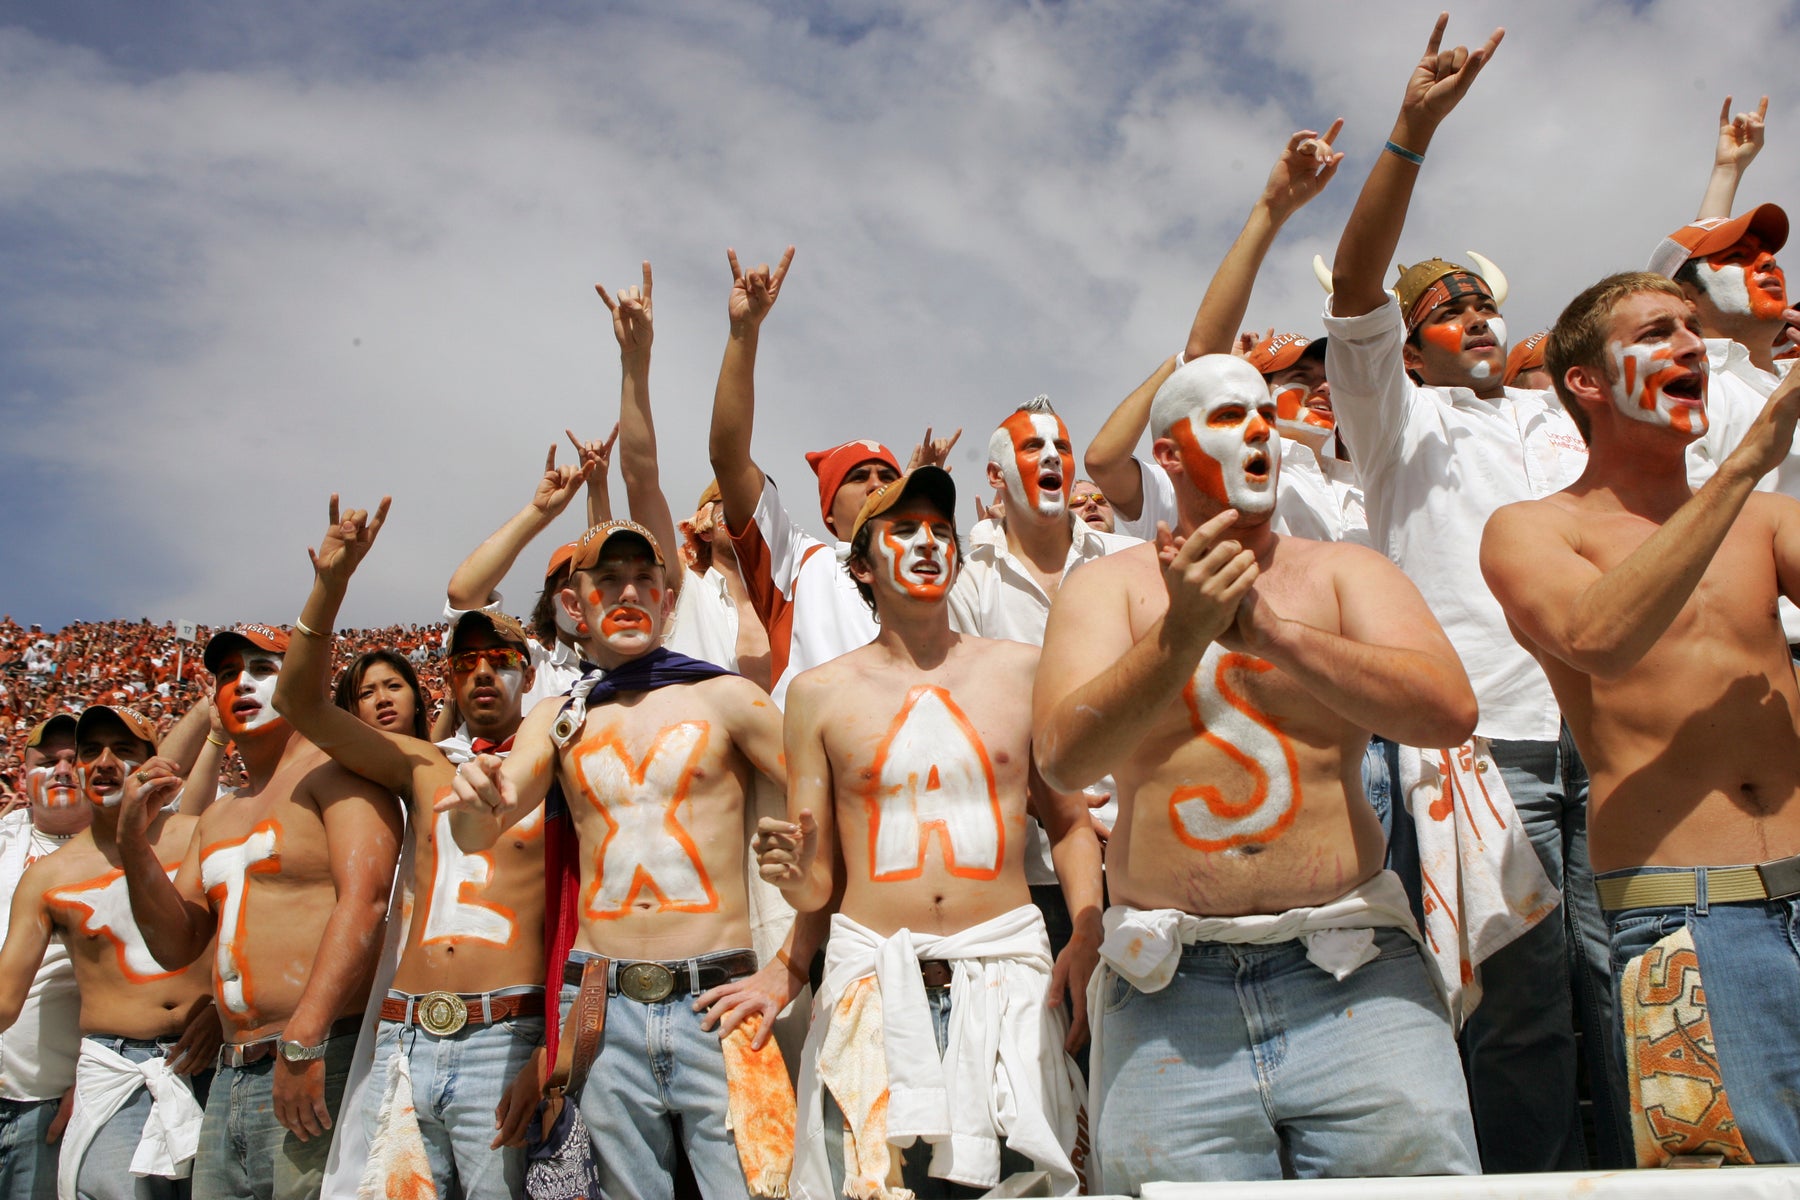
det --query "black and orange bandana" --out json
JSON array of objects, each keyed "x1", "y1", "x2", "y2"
[{"x1": 1405, "y1": 271, "x2": 1493, "y2": 333}]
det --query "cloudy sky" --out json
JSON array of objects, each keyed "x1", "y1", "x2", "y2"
[{"x1": 4, "y1": 0, "x2": 1798, "y2": 630}]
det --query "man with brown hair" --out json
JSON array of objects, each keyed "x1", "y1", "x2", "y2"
[{"x1": 1483, "y1": 271, "x2": 1800, "y2": 1165}]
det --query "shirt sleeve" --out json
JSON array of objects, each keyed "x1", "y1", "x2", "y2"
[
  {"x1": 730, "y1": 476, "x2": 822, "y2": 634},
  {"x1": 1113, "y1": 458, "x2": 1178, "y2": 541},
  {"x1": 1321, "y1": 295, "x2": 1419, "y2": 475}
]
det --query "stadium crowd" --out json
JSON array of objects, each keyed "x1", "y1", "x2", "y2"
[{"x1": 3, "y1": 16, "x2": 1799, "y2": 1200}]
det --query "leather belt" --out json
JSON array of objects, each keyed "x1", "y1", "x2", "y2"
[
  {"x1": 218, "y1": 1015, "x2": 362, "y2": 1069},
  {"x1": 379, "y1": 987, "x2": 545, "y2": 1036},
  {"x1": 1597, "y1": 852, "x2": 1800, "y2": 912},
  {"x1": 564, "y1": 949, "x2": 759, "y2": 1004},
  {"x1": 919, "y1": 959, "x2": 953, "y2": 989}
]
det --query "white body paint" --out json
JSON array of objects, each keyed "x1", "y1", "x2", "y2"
[
  {"x1": 870, "y1": 687, "x2": 1002, "y2": 879},
  {"x1": 422, "y1": 810, "x2": 513, "y2": 945},
  {"x1": 76, "y1": 757, "x2": 141, "y2": 809},
  {"x1": 1157, "y1": 357, "x2": 1280, "y2": 517},
  {"x1": 28, "y1": 767, "x2": 83, "y2": 812},
  {"x1": 49, "y1": 867, "x2": 181, "y2": 980},
  {"x1": 874, "y1": 521, "x2": 953, "y2": 600},
  {"x1": 1608, "y1": 339, "x2": 1705, "y2": 433},
  {"x1": 200, "y1": 825, "x2": 280, "y2": 1015},
  {"x1": 228, "y1": 663, "x2": 285, "y2": 734},
  {"x1": 996, "y1": 411, "x2": 1068, "y2": 518},
  {"x1": 1171, "y1": 644, "x2": 1299, "y2": 849},
  {"x1": 1698, "y1": 264, "x2": 1755, "y2": 317},
  {"x1": 573, "y1": 722, "x2": 715, "y2": 916}
]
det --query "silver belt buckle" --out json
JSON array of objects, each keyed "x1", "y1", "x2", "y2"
[
  {"x1": 1756, "y1": 853, "x2": 1800, "y2": 900},
  {"x1": 416, "y1": 990, "x2": 470, "y2": 1035},
  {"x1": 618, "y1": 961, "x2": 676, "y2": 1003}
]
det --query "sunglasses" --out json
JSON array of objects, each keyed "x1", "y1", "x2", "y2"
[
  {"x1": 449, "y1": 647, "x2": 527, "y2": 675},
  {"x1": 1067, "y1": 492, "x2": 1109, "y2": 507}
]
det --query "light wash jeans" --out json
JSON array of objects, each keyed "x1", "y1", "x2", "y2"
[
  {"x1": 73, "y1": 1038, "x2": 210, "y2": 1200},
  {"x1": 1472, "y1": 730, "x2": 1625, "y2": 1170},
  {"x1": 1603, "y1": 883, "x2": 1800, "y2": 1163},
  {"x1": 358, "y1": 1011, "x2": 543, "y2": 1200},
  {"x1": 561, "y1": 948, "x2": 750, "y2": 1200},
  {"x1": 0, "y1": 1096, "x2": 60, "y2": 1200},
  {"x1": 1095, "y1": 927, "x2": 1478, "y2": 1190},
  {"x1": 189, "y1": 1034, "x2": 355, "y2": 1200}
]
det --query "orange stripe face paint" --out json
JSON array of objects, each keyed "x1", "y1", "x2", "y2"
[
  {"x1": 600, "y1": 606, "x2": 653, "y2": 638},
  {"x1": 865, "y1": 686, "x2": 1004, "y2": 881},
  {"x1": 215, "y1": 654, "x2": 287, "y2": 737},
  {"x1": 1168, "y1": 645, "x2": 1301, "y2": 852},
  {"x1": 1699, "y1": 241, "x2": 1787, "y2": 320},
  {"x1": 1608, "y1": 339, "x2": 1707, "y2": 435},
  {"x1": 570, "y1": 722, "x2": 720, "y2": 919},
  {"x1": 1171, "y1": 409, "x2": 1276, "y2": 517},
  {"x1": 200, "y1": 820, "x2": 282, "y2": 1021},
  {"x1": 875, "y1": 520, "x2": 954, "y2": 601},
  {"x1": 997, "y1": 410, "x2": 1072, "y2": 518},
  {"x1": 46, "y1": 865, "x2": 186, "y2": 983}
]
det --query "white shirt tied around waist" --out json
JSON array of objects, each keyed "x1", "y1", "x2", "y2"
[
  {"x1": 1083, "y1": 870, "x2": 1429, "y2": 1185},
  {"x1": 59, "y1": 1039, "x2": 205, "y2": 1200},
  {"x1": 792, "y1": 906, "x2": 1085, "y2": 1199}
]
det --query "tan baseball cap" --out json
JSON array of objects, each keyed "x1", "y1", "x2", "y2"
[{"x1": 849, "y1": 466, "x2": 957, "y2": 544}]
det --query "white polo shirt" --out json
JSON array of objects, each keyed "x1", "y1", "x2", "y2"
[
  {"x1": 948, "y1": 515, "x2": 1141, "y2": 645},
  {"x1": 664, "y1": 565, "x2": 744, "y2": 671},
  {"x1": 1324, "y1": 296, "x2": 1589, "y2": 743}
]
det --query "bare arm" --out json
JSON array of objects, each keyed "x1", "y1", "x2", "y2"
[
  {"x1": 566, "y1": 426, "x2": 618, "y2": 529},
  {"x1": 173, "y1": 705, "x2": 227, "y2": 816},
  {"x1": 708, "y1": 247, "x2": 793, "y2": 536},
  {"x1": 601, "y1": 262, "x2": 684, "y2": 596},
  {"x1": 119, "y1": 768, "x2": 217, "y2": 970},
  {"x1": 1085, "y1": 363, "x2": 1179, "y2": 521},
  {"x1": 755, "y1": 673, "x2": 835, "y2": 913},
  {"x1": 0, "y1": 862, "x2": 55, "y2": 1030},
  {"x1": 1032, "y1": 758, "x2": 1102, "y2": 1051},
  {"x1": 157, "y1": 700, "x2": 213, "y2": 779},
  {"x1": 1696, "y1": 95, "x2": 1767, "y2": 221},
  {"x1": 446, "y1": 447, "x2": 587, "y2": 610},
  {"x1": 1330, "y1": 15, "x2": 1503, "y2": 317},
  {"x1": 439, "y1": 696, "x2": 560, "y2": 852}
]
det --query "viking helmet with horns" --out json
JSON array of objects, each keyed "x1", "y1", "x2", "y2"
[{"x1": 1312, "y1": 252, "x2": 1510, "y2": 331}]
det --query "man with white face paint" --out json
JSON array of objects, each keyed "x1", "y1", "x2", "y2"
[
  {"x1": 0, "y1": 706, "x2": 218, "y2": 1200},
  {"x1": 1035, "y1": 353, "x2": 1479, "y2": 1187},
  {"x1": 1482, "y1": 271, "x2": 1800, "y2": 1165},
  {"x1": 757, "y1": 467, "x2": 1100, "y2": 1199},
  {"x1": 442, "y1": 520, "x2": 818, "y2": 1200},
  {"x1": 949, "y1": 397, "x2": 1137, "y2": 965},
  {"x1": 117, "y1": 627, "x2": 401, "y2": 1200},
  {"x1": 1324, "y1": 15, "x2": 1616, "y2": 1171}
]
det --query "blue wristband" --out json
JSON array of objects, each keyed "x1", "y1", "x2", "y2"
[{"x1": 1384, "y1": 140, "x2": 1426, "y2": 166}]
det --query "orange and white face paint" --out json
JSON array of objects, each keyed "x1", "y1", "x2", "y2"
[
  {"x1": 865, "y1": 685, "x2": 1004, "y2": 881},
  {"x1": 200, "y1": 821, "x2": 281, "y2": 1020},
  {"x1": 1418, "y1": 313, "x2": 1508, "y2": 381},
  {"x1": 1170, "y1": 402, "x2": 1278, "y2": 517},
  {"x1": 872, "y1": 511, "x2": 956, "y2": 602},
  {"x1": 992, "y1": 409, "x2": 1072, "y2": 519},
  {"x1": 1169, "y1": 643, "x2": 1301, "y2": 851},
  {"x1": 1608, "y1": 339, "x2": 1708, "y2": 434},
  {"x1": 1697, "y1": 238, "x2": 1787, "y2": 321},
  {"x1": 46, "y1": 865, "x2": 186, "y2": 983},
  {"x1": 76, "y1": 755, "x2": 142, "y2": 810},
  {"x1": 570, "y1": 722, "x2": 720, "y2": 920},
  {"x1": 27, "y1": 764, "x2": 83, "y2": 815},
  {"x1": 215, "y1": 652, "x2": 286, "y2": 737},
  {"x1": 1271, "y1": 384, "x2": 1334, "y2": 434}
]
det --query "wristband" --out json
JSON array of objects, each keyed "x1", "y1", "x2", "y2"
[
  {"x1": 206, "y1": 734, "x2": 228, "y2": 748},
  {"x1": 293, "y1": 619, "x2": 327, "y2": 639},
  {"x1": 1383, "y1": 140, "x2": 1426, "y2": 166}
]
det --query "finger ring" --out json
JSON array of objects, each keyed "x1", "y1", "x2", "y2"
[{"x1": 136, "y1": 771, "x2": 151, "y2": 783}]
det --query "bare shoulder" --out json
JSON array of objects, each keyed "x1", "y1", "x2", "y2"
[
  {"x1": 958, "y1": 634, "x2": 1040, "y2": 672},
  {"x1": 1743, "y1": 490, "x2": 1800, "y2": 529}
]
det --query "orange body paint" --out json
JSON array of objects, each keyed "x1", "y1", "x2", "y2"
[
  {"x1": 200, "y1": 820, "x2": 282, "y2": 1021},
  {"x1": 46, "y1": 865, "x2": 186, "y2": 983},
  {"x1": 865, "y1": 686, "x2": 1004, "y2": 881},
  {"x1": 570, "y1": 722, "x2": 720, "y2": 919},
  {"x1": 1168, "y1": 646, "x2": 1302, "y2": 851}
]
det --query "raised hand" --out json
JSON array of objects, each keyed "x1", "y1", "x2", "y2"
[
  {"x1": 726, "y1": 245, "x2": 795, "y2": 333},
  {"x1": 1157, "y1": 512, "x2": 1259, "y2": 649},
  {"x1": 116, "y1": 757, "x2": 185, "y2": 845},
  {"x1": 1234, "y1": 327, "x2": 1273, "y2": 360},
  {"x1": 754, "y1": 812, "x2": 818, "y2": 890},
  {"x1": 566, "y1": 424, "x2": 620, "y2": 485},
  {"x1": 596, "y1": 260, "x2": 654, "y2": 358},
  {"x1": 437, "y1": 753, "x2": 517, "y2": 819},
  {"x1": 1398, "y1": 13, "x2": 1504, "y2": 133},
  {"x1": 528, "y1": 444, "x2": 586, "y2": 517},
  {"x1": 907, "y1": 425, "x2": 963, "y2": 472},
  {"x1": 1716, "y1": 94, "x2": 1769, "y2": 172},
  {"x1": 307, "y1": 493, "x2": 392, "y2": 585},
  {"x1": 1261, "y1": 120, "x2": 1345, "y2": 222}
]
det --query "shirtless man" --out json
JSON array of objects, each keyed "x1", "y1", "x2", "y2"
[
  {"x1": 444, "y1": 519, "x2": 817, "y2": 1200},
  {"x1": 1034, "y1": 355, "x2": 1480, "y2": 1188},
  {"x1": 117, "y1": 626, "x2": 401, "y2": 1200},
  {"x1": 270, "y1": 497, "x2": 546, "y2": 1199},
  {"x1": 0, "y1": 706, "x2": 217, "y2": 1200},
  {"x1": 759, "y1": 466, "x2": 1100, "y2": 1198},
  {"x1": 1481, "y1": 272, "x2": 1800, "y2": 1165}
]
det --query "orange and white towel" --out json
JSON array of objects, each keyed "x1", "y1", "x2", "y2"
[{"x1": 357, "y1": 1051, "x2": 437, "y2": 1200}]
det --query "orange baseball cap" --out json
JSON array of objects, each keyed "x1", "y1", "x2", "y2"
[
  {"x1": 1647, "y1": 203, "x2": 1788, "y2": 279},
  {"x1": 1504, "y1": 331, "x2": 1550, "y2": 385},
  {"x1": 544, "y1": 541, "x2": 578, "y2": 580},
  {"x1": 1245, "y1": 333, "x2": 1326, "y2": 377},
  {"x1": 203, "y1": 624, "x2": 290, "y2": 673},
  {"x1": 569, "y1": 520, "x2": 665, "y2": 572},
  {"x1": 849, "y1": 466, "x2": 957, "y2": 544},
  {"x1": 75, "y1": 704, "x2": 160, "y2": 754}
]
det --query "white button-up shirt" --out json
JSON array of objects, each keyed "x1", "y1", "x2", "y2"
[{"x1": 0, "y1": 813, "x2": 79, "y2": 1101}]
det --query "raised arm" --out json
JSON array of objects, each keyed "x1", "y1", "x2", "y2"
[
  {"x1": 119, "y1": 766, "x2": 216, "y2": 970},
  {"x1": 566, "y1": 425, "x2": 619, "y2": 528},
  {"x1": 1330, "y1": 14, "x2": 1503, "y2": 317},
  {"x1": 601, "y1": 261, "x2": 685, "y2": 596},
  {"x1": 1034, "y1": 515, "x2": 1258, "y2": 791},
  {"x1": 174, "y1": 697, "x2": 227, "y2": 815},
  {"x1": 156, "y1": 699, "x2": 214, "y2": 779},
  {"x1": 273, "y1": 495, "x2": 433, "y2": 797},
  {"x1": 708, "y1": 246, "x2": 794, "y2": 535},
  {"x1": 446, "y1": 447, "x2": 587, "y2": 610},
  {"x1": 1696, "y1": 95, "x2": 1768, "y2": 221}
]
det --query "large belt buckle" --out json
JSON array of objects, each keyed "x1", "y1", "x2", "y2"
[
  {"x1": 416, "y1": 990, "x2": 469, "y2": 1035},
  {"x1": 1757, "y1": 853, "x2": 1800, "y2": 900},
  {"x1": 618, "y1": 961, "x2": 676, "y2": 1003}
]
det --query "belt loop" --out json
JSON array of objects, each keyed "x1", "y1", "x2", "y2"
[
  {"x1": 607, "y1": 959, "x2": 620, "y2": 996},
  {"x1": 482, "y1": 994, "x2": 493, "y2": 1024},
  {"x1": 405, "y1": 997, "x2": 417, "y2": 1026},
  {"x1": 1694, "y1": 867, "x2": 1709, "y2": 915},
  {"x1": 689, "y1": 959, "x2": 701, "y2": 996}
]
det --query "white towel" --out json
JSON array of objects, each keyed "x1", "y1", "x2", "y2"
[
  {"x1": 58, "y1": 1039, "x2": 204, "y2": 1200},
  {"x1": 357, "y1": 1051, "x2": 438, "y2": 1199},
  {"x1": 791, "y1": 906, "x2": 1084, "y2": 1200},
  {"x1": 1398, "y1": 741, "x2": 1560, "y2": 1028}
]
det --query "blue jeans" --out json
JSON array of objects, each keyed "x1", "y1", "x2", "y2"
[
  {"x1": 358, "y1": 1011, "x2": 543, "y2": 1200},
  {"x1": 0, "y1": 1096, "x2": 60, "y2": 1200},
  {"x1": 1466, "y1": 730, "x2": 1624, "y2": 1170},
  {"x1": 74, "y1": 1038, "x2": 211, "y2": 1200},
  {"x1": 189, "y1": 1034, "x2": 355, "y2": 1200},
  {"x1": 561, "y1": 949, "x2": 750, "y2": 1200},
  {"x1": 1604, "y1": 886, "x2": 1800, "y2": 1163},
  {"x1": 1095, "y1": 928, "x2": 1477, "y2": 1190}
]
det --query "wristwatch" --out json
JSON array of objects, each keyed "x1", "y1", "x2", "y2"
[{"x1": 278, "y1": 1037, "x2": 329, "y2": 1063}]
